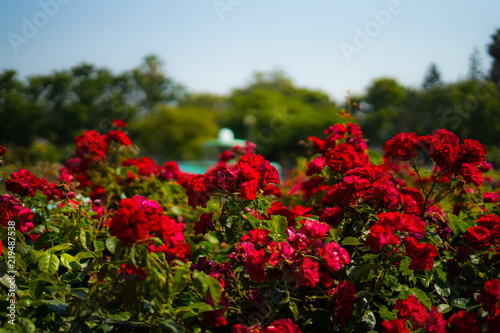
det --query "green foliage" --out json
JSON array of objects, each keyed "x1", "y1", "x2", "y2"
[
  {"x1": 219, "y1": 70, "x2": 342, "y2": 165},
  {"x1": 132, "y1": 104, "x2": 219, "y2": 160}
]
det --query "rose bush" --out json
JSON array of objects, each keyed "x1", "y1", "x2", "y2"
[{"x1": 0, "y1": 118, "x2": 499, "y2": 332}]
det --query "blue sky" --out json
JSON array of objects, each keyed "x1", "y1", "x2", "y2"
[{"x1": 1, "y1": 0, "x2": 499, "y2": 101}]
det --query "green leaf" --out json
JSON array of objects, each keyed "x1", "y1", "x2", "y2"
[
  {"x1": 289, "y1": 300, "x2": 299, "y2": 321},
  {"x1": 329, "y1": 227, "x2": 343, "y2": 242},
  {"x1": 93, "y1": 239, "x2": 105, "y2": 251},
  {"x1": 29, "y1": 280, "x2": 44, "y2": 298},
  {"x1": 192, "y1": 271, "x2": 208, "y2": 297},
  {"x1": 267, "y1": 215, "x2": 288, "y2": 239},
  {"x1": 383, "y1": 274, "x2": 398, "y2": 290},
  {"x1": 434, "y1": 282, "x2": 451, "y2": 297},
  {"x1": 46, "y1": 300, "x2": 68, "y2": 316},
  {"x1": 60, "y1": 253, "x2": 76, "y2": 269},
  {"x1": 378, "y1": 305, "x2": 397, "y2": 321},
  {"x1": 206, "y1": 276, "x2": 222, "y2": 307},
  {"x1": 187, "y1": 302, "x2": 215, "y2": 312},
  {"x1": 75, "y1": 252, "x2": 97, "y2": 260},
  {"x1": 17, "y1": 317, "x2": 36, "y2": 333},
  {"x1": 437, "y1": 304, "x2": 452, "y2": 314},
  {"x1": 80, "y1": 230, "x2": 89, "y2": 250},
  {"x1": 342, "y1": 237, "x2": 362, "y2": 246},
  {"x1": 452, "y1": 298, "x2": 471, "y2": 309},
  {"x1": 361, "y1": 254, "x2": 378, "y2": 261},
  {"x1": 15, "y1": 253, "x2": 27, "y2": 272},
  {"x1": 245, "y1": 214, "x2": 261, "y2": 229},
  {"x1": 362, "y1": 311, "x2": 376, "y2": 330},
  {"x1": 105, "y1": 238, "x2": 117, "y2": 254},
  {"x1": 108, "y1": 312, "x2": 131, "y2": 321},
  {"x1": 158, "y1": 319, "x2": 184, "y2": 333},
  {"x1": 38, "y1": 253, "x2": 60, "y2": 274},
  {"x1": 411, "y1": 288, "x2": 432, "y2": 310},
  {"x1": 172, "y1": 266, "x2": 190, "y2": 294},
  {"x1": 47, "y1": 242, "x2": 71, "y2": 254}
]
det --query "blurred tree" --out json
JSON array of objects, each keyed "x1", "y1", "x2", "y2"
[
  {"x1": 0, "y1": 55, "x2": 185, "y2": 161},
  {"x1": 468, "y1": 47, "x2": 484, "y2": 81},
  {"x1": 0, "y1": 70, "x2": 42, "y2": 147},
  {"x1": 130, "y1": 55, "x2": 186, "y2": 112},
  {"x1": 362, "y1": 78, "x2": 407, "y2": 144},
  {"x1": 422, "y1": 63, "x2": 442, "y2": 90},
  {"x1": 132, "y1": 105, "x2": 219, "y2": 160},
  {"x1": 488, "y1": 29, "x2": 500, "y2": 85},
  {"x1": 27, "y1": 64, "x2": 135, "y2": 145},
  {"x1": 218, "y1": 70, "x2": 341, "y2": 165}
]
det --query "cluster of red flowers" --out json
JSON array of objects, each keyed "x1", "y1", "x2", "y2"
[
  {"x1": 122, "y1": 157, "x2": 184, "y2": 182},
  {"x1": 232, "y1": 318, "x2": 302, "y2": 333},
  {"x1": 230, "y1": 221, "x2": 350, "y2": 288},
  {"x1": 382, "y1": 295, "x2": 446, "y2": 333},
  {"x1": 383, "y1": 128, "x2": 490, "y2": 187},
  {"x1": 108, "y1": 195, "x2": 191, "y2": 261},
  {"x1": 465, "y1": 214, "x2": 500, "y2": 251},
  {"x1": 6, "y1": 168, "x2": 71, "y2": 200},
  {"x1": 305, "y1": 123, "x2": 368, "y2": 177},
  {"x1": 183, "y1": 152, "x2": 280, "y2": 208},
  {"x1": 0, "y1": 194, "x2": 34, "y2": 233},
  {"x1": 299, "y1": 123, "x2": 430, "y2": 224},
  {"x1": 60, "y1": 126, "x2": 132, "y2": 189},
  {"x1": 365, "y1": 212, "x2": 437, "y2": 271},
  {"x1": 229, "y1": 220, "x2": 354, "y2": 323}
]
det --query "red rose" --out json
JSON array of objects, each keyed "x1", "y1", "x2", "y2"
[
  {"x1": 265, "y1": 318, "x2": 302, "y2": 333},
  {"x1": 246, "y1": 248, "x2": 267, "y2": 283},
  {"x1": 319, "y1": 206, "x2": 343, "y2": 226},
  {"x1": 108, "y1": 196, "x2": 162, "y2": 246},
  {"x1": 382, "y1": 319, "x2": 409, "y2": 333},
  {"x1": 383, "y1": 132, "x2": 422, "y2": 161},
  {"x1": 241, "y1": 229, "x2": 271, "y2": 246},
  {"x1": 320, "y1": 241, "x2": 350, "y2": 273},
  {"x1": 448, "y1": 310, "x2": 481, "y2": 333},
  {"x1": 112, "y1": 119, "x2": 127, "y2": 127},
  {"x1": 465, "y1": 226, "x2": 491, "y2": 250},
  {"x1": 405, "y1": 237, "x2": 437, "y2": 271},
  {"x1": 265, "y1": 202, "x2": 296, "y2": 227},
  {"x1": 459, "y1": 163, "x2": 483, "y2": 187},
  {"x1": 484, "y1": 192, "x2": 500, "y2": 203},
  {"x1": 306, "y1": 157, "x2": 326, "y2": 175},
  {"x1": 296, "y1": 257, "x2": 320, "y2": 288},
  {"x1": 105, "y1": 130, "x2": 132, "y2": 146},
  {"x1": 298, "y1": 219, "x2": 331, "y2": 240},
  {"x1": 240, "y1": 180, "x2": 259, "y2": 200},
  {"x1": 429, "y1": 129, "x2": 460, "y2": 170},
  {"x1": 479, "y1": 279, "x2": 500, "y2": 314},
  {"x1": 74, "y1": 130, "x2": 107, "y2": 160},
  {"x1": 426, "y1": 306, "x2": 446, "y2": 333},
  {"x1": 5, "y1": 169, "x2": 41, "y2": 197},
  {"x1": 194, "y1": 212, "x2": 215, "y2": 235},
  {"x1": 395, "y1": 295, "x2": 429, "y2": 330},
  {"x1": 184, "y1": 174, "x2": 210, "y2": 209},
  {"x1": 331, "y1": 280, "x2": 356, "y2": 325}
]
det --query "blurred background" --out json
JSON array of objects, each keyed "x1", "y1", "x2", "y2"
[{"x1": 1, "y1": 0, "x2": 500, "y2": 171}]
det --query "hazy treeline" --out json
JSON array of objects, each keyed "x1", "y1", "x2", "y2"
[{"x1": 1, "y1": 30, "x2": 499, "y2": 167}]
